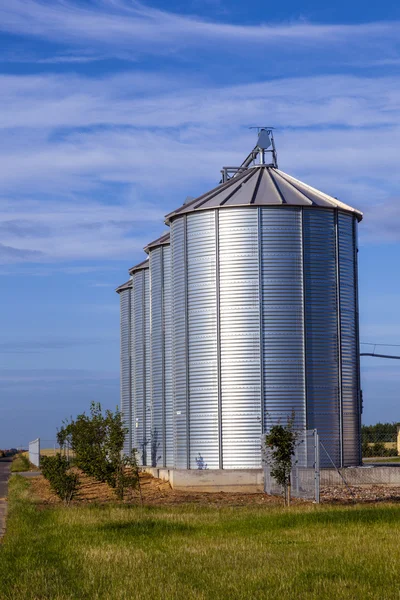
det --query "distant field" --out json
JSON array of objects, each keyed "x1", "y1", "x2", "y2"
[
  {"x1": 363, "y1": 456, "x2": 400, "y2": 463},
  {"x1": 0, "y1": 476, "x2": 399, "y2": 600},
  {"x1": 22, "y1": 448, "x2": 75, "y2": 460}
]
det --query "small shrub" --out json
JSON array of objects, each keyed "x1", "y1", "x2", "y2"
[
  {"x1": 41, "y1": 454, "x2": 79, "y2": 505},
  {"x1": 115, "y1": 450, "x2": 142, "y2": 502}
]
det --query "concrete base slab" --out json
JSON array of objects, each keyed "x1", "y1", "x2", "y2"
[
  {"x1": 145, "y1": 468, "x2": 264, "y2": 493},
  {"x1": 145, "y1": 465, "x2": 400, "y2": 491},
  {"x1": 321, "y1": 465, "x2": 400, "y2": 487}
]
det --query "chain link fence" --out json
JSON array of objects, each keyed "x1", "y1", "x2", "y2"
[
  {"x1": 361, "y1": 424, "x2": 400, "y2": 462},
  {"x1": 263, "y1": 425, "x2": 400, "y2": 504},
  {"x1": 263, "y1": 429, "x2": 320, "y2": 503}
]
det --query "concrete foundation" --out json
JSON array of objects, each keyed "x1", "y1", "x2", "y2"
[
  {"x1": 145, "y1": 465, "x2": 400, "y2": 492},
  {"x1": 145, "y1": 468, "x2": 264, "y2": 493}
]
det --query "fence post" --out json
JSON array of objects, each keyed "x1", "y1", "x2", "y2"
[{"x1": 314, "y1": 430, "x2": 320, "y2": 504}]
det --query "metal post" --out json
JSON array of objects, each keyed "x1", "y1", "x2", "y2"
[{"x1": 314, "y1": 430, "x2": 320, "y2": 504}]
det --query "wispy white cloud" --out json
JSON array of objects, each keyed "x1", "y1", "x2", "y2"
[
  {"x1": 0, "y1": 0, "x2": 398, "y2": 57},
  {"x1": 1, "y1": 68, "x2": 400, "y2": 262},
  {"x1": 0, "y1": 195, "x2": 165, "y2": 263}
]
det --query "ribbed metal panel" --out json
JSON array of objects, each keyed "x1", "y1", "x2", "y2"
[
  {"x1": 163, "y1": 245, "x2": 174, "y2": 467},
  {"x1": 150, "y1": 248, "x2": 163, "y2": 467},
  {"x1": 260, "y1": 208, "x2": 306, "y2": 431},
  {"x1": 303, "y1": 209, "x2": 340, "y2": 466},
  {"x1": 338, "y1": 213, "x2": 359, "y2": 465},
  {"x1": 144, "y1": 269, "x2": 151, "y2": 465},
  {"x1": 219, "y1": 209, "x2": 262, "y2": 468},
  {"x1": 149, "y1": 243, "x2": 172, "y2": 468},
  {"x1": 171, "y1": 218, "x2": 188, "y2": 468},
  {"x1": 187, "y1": 212, "x2": 219, "y2": 469},
  {"x1": 131, "y1": 267, "x2": 150, "y2": 466},
  {"x1": 168, "y1": 205, "x2": 360, "y2": 470},
  {"x1": 119, "y1": 288, "x2": 131, "y2": 456}
]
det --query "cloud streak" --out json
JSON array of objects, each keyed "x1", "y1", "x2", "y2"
[
  {"x1": 0, "y1": 0, "x2": 398, "y2": 54},
  {"x1": 1, "y1": 68, "x2": 400, "y2": 261}
]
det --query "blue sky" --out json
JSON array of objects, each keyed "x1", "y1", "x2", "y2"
[{"x1": 0, "y1": 0, "x2": 400, "y2": 448}]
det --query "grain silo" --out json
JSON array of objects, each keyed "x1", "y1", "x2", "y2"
[
  {"x1": 129, "y1": 258, "x2": 150, "y2": 466},
  {"x1": 116, "y1": 278, "x2": 132, "y2": 456},
  {"x1": 144, "y1": 232, "x2": 173, "y2": 468},
  {"x1": 165, "y1": 130, "x2": 362, "y2": 469}
]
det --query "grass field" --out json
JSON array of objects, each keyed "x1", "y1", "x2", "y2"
[
  {"x1": 10, "y1": 454, "x2": 31, "y2": 473},
  {"x1": 0, "y1": 477, "x2": 399, "y2": 600}
]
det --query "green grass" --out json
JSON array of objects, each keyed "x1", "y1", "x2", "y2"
[
  {"x1": 10, "y1": 454, "x2": 31, "y2": 472},
  {"x1": 1, "y1": 477, "x2": 400, "y2": 600},
  {"x1": 363, "y1": 456, "x2": 400, "y2": 463}
]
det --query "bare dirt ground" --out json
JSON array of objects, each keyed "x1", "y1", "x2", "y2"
[
  {"x1": 320, "y1": 485, "x2": 400, "y2": 504},
  {"x1": 28, "y1": 470, "x2": 400, "y2": 507},
  {"x1": 30, "y1": 471, "x2": 290, "y2": 507}
]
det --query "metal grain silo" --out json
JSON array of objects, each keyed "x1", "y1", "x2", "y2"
[
  {"x1": 129, "y1": 259, "x2": 151, "y2": 466},
  {"x1": 166, "y1": 131, "x2": 362, "y2": 469},
  {"x1": 144, "y1": 232, "x2": 173, "y2": 468},
  {"x1": 116, "y1": 278, "x2": 132, "y2": 456}
]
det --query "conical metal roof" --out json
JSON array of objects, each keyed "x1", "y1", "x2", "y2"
[
  {"x1": 128, "y1": 258, "x2": 149, "y2": 276},
  {"x1": 115, "y1": 279, "x2": 132, "y2": 294},
  {"x1": 165, "y1": 165, "x2": 363, "y2": 224},
  {"x1": 144, "y1": 231, "x2": 170, "y2": 254}
]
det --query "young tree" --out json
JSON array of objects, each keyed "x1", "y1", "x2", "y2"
[
  {"x1": 265, "y1": 415, "x2": 297, "y2": 506},
  {"x1": 57, "y1": 402, "x2": 141, "y2": 501}
]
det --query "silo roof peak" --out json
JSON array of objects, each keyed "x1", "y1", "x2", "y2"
[{"x1": 165, "y1": 165, "x2": 363, "y2": 224}]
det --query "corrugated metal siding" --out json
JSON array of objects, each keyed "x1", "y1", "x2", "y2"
[
  {"x1": 168, "y1": 205, "x2": 360, "y2": 470},
  {"x1": 144, "y1": 269, "x2": 151, "y2": 465},
  {"x1": 163, "y1": 245, "x2": 174, "y2": 467},
  {"x1": 120, "y1": 288, "x2": 131, "y2": 456},
  {"x1": 171, "y1": 219, "x2": 188, "y2": 468},
  {"x1": 219, "y1": 209, "x2": 262, "y2": 468},
  {"x1": 131, "y1": 268, "x2": 150, "y2": 466},
  {"x1": 187, "y1": 212, "x2": 219, "y2": 469},
  {"x1": 338, "y1": 212, "x2": 359, "y2": 465},
  {"x1": 150, "y1": 248, "x2": 163, "y2": 467},
  {"x1": 260, "y1": 208, "x2": 306, "y2": 431},
  {"x1": 303, "y1": 209, "x2": 340, "y2": 466}
]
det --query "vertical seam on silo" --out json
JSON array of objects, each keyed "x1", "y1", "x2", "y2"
[
  {"x1": 128, "y1": 290, "x2": 132, "y2": 455},
  {"x1": 149, "y1": 258, "x2": 153, "y2": 465},
  {"x1": 258, "y1": 207, "x2": 265, "y2": 437},
  {"x1": 301, "y1": 208, "x2": 308, "y2": 431},
  {"x1": 335, "y1": 211, "x2": 343, "y2": 468},
  {"x1": 142, "y1": 269, "x2": 147, "y2": 466},
  {"x1": 353, "y1": 215, "x2": 362, "y2": 463},
  {"x1": 134, "y1": 282, "x2": 138, "y2": 456},
  {"x1": 161, "y1": 246, "x2": 166, "y2": 468},
  {"x1": 184, "y1": 215, "x2": 190, "y2": 469},
  {"x1": 215, "y1": 210, "x2": 223, "y2": 469},
  {"x1": 171, "y1": 226, "x2": 176, "y2": 468}
]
